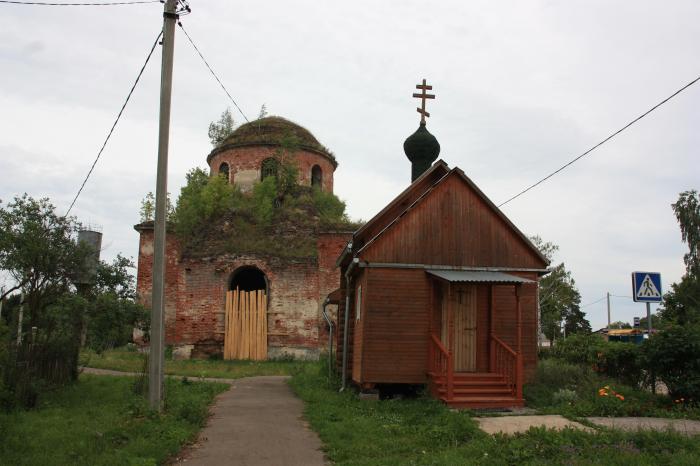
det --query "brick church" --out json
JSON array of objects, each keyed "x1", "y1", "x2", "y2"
[{"x1": 134, "y1": 116, "x2": 352, "y2": 359}]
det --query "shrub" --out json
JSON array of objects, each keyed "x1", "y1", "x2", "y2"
[
  {"x1": 593, "y1": 341, "x2": 645, "y2": 388},
  {"x1": 642, "y1": 324, "x2": 700, "y2": 402},
  {"x1": 550, "y1": 333, "x2": 606, "y2": 365}
]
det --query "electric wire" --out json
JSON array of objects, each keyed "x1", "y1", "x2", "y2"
[
  {"x1": 177, "y1": 22, "x2": 250, "y2": 123},
  {"x1": 65, "y1": 29, "x2": 163, "y2": 216},
  {"x1": 581, "y1": 296, "x2": 607, "y2": 308},
  {"x1": 498, "y1": 74, "x2": 700, "y2": 208},
  {"x1": 0, "y1": 0, "x2": 158, "y2": 5}
]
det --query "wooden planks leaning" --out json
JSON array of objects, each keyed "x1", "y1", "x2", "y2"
[{"x1": 224, "y1": 288, "x2": 268, "y2": 360}]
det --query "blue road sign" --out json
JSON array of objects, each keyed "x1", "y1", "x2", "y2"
[{"x1": 632, "y1": 272, "x2": 662, "y2": 303}]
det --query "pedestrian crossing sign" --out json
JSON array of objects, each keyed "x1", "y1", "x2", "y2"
[{"x1": 632, "y1": 272, "x2": 662, "y2": 303}]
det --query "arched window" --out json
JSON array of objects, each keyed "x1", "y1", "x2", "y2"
[
  {"x1": 229, "y1": 266, "x2": 267, "y2": 292},
  {"x1": 311, "y1": 165, "x2": 322, "y2": 188},
  {"x1": 219, "y1": 162, "x2": 230, "y2": 182},
  {"x1": 261, "y1": 158, "x2": 278, "y2": 181}
]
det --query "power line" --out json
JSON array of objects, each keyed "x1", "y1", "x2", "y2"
[
  {"x1": 498, "y1": 74, "x2": 700, "y2": 208},
  {"x1": 0, "y1": 0, "x2": 157, "y2": 5},
  {"x1": 177, "y1": 22, "x2": 250, "y2": 123},
  {"x1": 582, "y1": 296, "x2": 606, "y2": 308},
  {"x1": 66, "y1": 29, "x2": 162, "y2": 216}
]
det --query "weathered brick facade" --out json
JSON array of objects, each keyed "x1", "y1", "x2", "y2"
[{"x1": 134, "y1": 117, "x2": 351, "y2": 359}]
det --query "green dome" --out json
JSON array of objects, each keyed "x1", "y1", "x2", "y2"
[
  {"x1": 404, "y1": 123, "x2": 440, "y2": 181},
  {"x1": 207, "y1": 116, "x2": 336, "y2": 166}
]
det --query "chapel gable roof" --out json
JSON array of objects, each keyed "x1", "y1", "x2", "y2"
[{"x1": 341, "y1": 160, "x2": 549, "y2": 269}]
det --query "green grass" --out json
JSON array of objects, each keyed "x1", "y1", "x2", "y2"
[
  {"x1": 289, "y1": 362, "x2": 700, "y2": 465},
  {"x1": 0, "y1": 374, "x2": 228, "y2": 466},
  {"x1": 81, "y1": 347, "x2": 307, "y2": 379}
]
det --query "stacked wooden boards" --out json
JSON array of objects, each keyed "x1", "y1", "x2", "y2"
[{"x1": 224, "y1": 289, "x2": 268, "y2": 360}]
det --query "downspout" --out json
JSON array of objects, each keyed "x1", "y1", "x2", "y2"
[
  {"x1": 321, "y1": 297, "x2": 333, "y2": 381},
  {"x1": 340, "y1": 257, "x2": 359, "y2": 391}
]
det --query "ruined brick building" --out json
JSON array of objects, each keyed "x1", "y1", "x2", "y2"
[{"x1": 135, "y1": 116, "x2": 352, "y2": 359}]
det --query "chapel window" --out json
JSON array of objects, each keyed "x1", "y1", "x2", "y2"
[
  {"x1": 219, "y1": 162, "x2": 230, "y2": 182},
  {"x1": 261, "y1": 158, "x2": 278, "y2": 181},
  {"x1": 311, "y1": 165, "x2": 322, "y2": 188}
]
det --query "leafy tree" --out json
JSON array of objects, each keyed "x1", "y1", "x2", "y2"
[
  {"x1": 171, "y1": 167, "x2": 239, "y2": 239},
  {"x1": 531, "y1": 236, "x2": 590, "y2": 341},
  {"x1": 258, "y1": 103, "x2": 268, "y2": 119},
  {"x1": 0, "y1": 195, "x2": 88, "y2": 324},
  {"x1": 657, "y1": 190, "x2": 700, "y2": 327},
  {"x1": 139, "y1": 191, "x2": 174, "y2": 223},
  {"x1": 672, "y1": 190, "x2": 699, "y2": 277},
  {"x1": 608, "y1": 321, "x2": 632, "y2": 329},
  {"x1": 208, "y1": 107, "x2": 236, "y2": 147},
  {"x1": 85, "y1": 255, "x2": 147, "y2": 353}
]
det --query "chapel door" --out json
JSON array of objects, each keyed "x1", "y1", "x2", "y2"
[{"x1": 452, "y1": 284, "x2": 477, "y2": 372}]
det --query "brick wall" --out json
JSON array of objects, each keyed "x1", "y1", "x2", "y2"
[
  {"x1": 134, "y1": 224, "x2": 352, "y2": 360},
  {"x1": 209, "y1": 146, "x2": 336, "y2": 193}
]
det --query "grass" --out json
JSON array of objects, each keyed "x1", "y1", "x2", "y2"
[
  {"x1": 80, "y1": 346, "x2": 308, "y2": 379},
  {"x1": 289, "y1": 362, "x2": 700, "y2": 465},
  {"x1": 0, "y1": 374, "x2": 228, "y2": 466}
]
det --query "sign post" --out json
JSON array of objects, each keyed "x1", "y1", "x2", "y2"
[
  {"x1": 631, "y1": 271, "x2": 663, "y2": 334},
  {"x1": 632, "y1": 271, "x2": 662, "y2": 394}
]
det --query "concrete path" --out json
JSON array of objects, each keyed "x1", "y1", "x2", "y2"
[
  {"x1": 587, "y1": 417, "x2": 700, "y2": 436},
  {"x1": 81, "y1": 367, "x2": 237, "y2": 385},
  {"x1": 174, "y1": 376, "x2": 326, "y2": 466},
  {"x1": 475, "y1": 415, "x2": 593, "y2": 435}
]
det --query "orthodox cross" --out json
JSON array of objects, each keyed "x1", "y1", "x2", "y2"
[{"x1": 412, "y1": 78, "x2": 435, "y2": 124}]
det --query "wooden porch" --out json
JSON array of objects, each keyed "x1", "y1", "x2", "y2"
[{"x1": 427, "y1": 271, "x2": 529, "y2": 409}]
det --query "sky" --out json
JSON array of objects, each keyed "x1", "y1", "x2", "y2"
[{"x1": 1, "y1": 0, "x2": 698, "y2": 331}]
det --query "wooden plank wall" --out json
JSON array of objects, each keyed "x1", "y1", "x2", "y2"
[
  {"x1": 224, "y1": 289, "x2": 268, "y2": 360},
  {"x1": 361, "y1": 174, "x2": 546, "y2": 270},
  {"x1": 360, "y1": 268, "x2": 430, "y2": 384},
  {"x1": 351, "y1": 271, "x2": 367, "y2": 382}
]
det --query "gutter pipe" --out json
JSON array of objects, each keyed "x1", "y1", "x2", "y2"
[
  {"x1": 340, "y1": 257, "x2": 359, "y2": 391},
  {"x1": 321, "y1": 297, "x2": 333, "y2": 381}
]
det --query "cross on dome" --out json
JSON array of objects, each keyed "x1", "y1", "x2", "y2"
[{"x1": 412, "y1": 78, "x2": 435, "y2": 124}]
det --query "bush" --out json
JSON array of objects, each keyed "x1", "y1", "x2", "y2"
[
  {"x1": 550, "y1": 333, "x2": 645, "y2": 388},
  {"x1": 642, "y1": 324, "x2": 700, "y2": 402}
]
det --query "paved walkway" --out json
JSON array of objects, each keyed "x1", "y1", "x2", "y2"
[
  {"x1": 81, "y1": 367, "x2": 237, "y2": 385},
  {"x1": 475, "y1": 415, "x2": 592, "y2": 435},
  {"x1": 175, "y1": 376, "x2": 326, "y2": 466},
  {"x1": 83, "y1": 368, "x2": 327, "y2": 465},
  {"x1": 587, "y1": 417, "x2": 700, "y2": 435}
]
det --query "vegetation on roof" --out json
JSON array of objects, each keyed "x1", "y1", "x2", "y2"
[
  {"x1": 164, "y1": 142, "x2": 359, "y2": 260},
  {"x1": 208, "y1": 115, "x2": 336, "y2": 163}
]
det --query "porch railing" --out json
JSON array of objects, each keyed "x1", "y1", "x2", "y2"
[
  {"x1": 428, "y1": 333, "x2": 453, "y2": 400},
  {"x1": 490, "y1": 335, "x2": 522, "y2": 399}
]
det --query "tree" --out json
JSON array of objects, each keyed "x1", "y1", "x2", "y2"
[
  {"x1": 657, "y1": 190, "x2": 700, "y2": 327},
  {"x1": 608, "y1": 321, "x2": 632, "y2": 329},
  {"x1": 84, "y1": 255, "x2": 147, "y2": 353},
  {"x1": 0, "y1": 195, "x2": 88, "y2": 322},
  {"x1": 672, "y1": 190, "x2": 699, "y2": 277},
  {"x1": 139, "y1": 191, "x2": 174, "y2": 223},
  {"x1": 530, "y1": 236, "x2": 590, "y2": 341},
  {"x1": 258, "y1": 103, "x2": 268, "y2": 119},
  {"x1": 208, "y1": 107, "x2": 236, "y2": 147}
]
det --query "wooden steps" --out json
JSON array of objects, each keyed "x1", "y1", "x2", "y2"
[{"x1": 429, "y1": 372, "x2": 524, "y2": 409}]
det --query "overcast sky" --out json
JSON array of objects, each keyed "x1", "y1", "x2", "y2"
[{"x1": 1, "y1": 0, "x2": 698, "y2": 330}]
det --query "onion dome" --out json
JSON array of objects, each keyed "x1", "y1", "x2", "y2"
[{"x1": 404, "y1": 122, "x2": 440, "y2": 182}]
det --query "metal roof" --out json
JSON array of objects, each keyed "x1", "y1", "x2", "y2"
[{"x1": 426, "y1": 270, "x2": 534, "y2": 284}]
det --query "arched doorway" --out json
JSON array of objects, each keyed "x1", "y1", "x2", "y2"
[
  {"x1": 229, "y1": 266, "x2": 267, "y2": 292},
  {"x1": 224, "y1": 266, "x2": 268, "y2": 360}
]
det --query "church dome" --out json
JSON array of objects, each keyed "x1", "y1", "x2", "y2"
[
  {"x1": 207, "y1": 116, "x2": 336, "y2": 166},
  {"x1": 404, "y1": 122, "x2": 440, "y2": 181}
]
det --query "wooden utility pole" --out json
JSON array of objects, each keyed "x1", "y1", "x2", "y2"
[
  {"x1": 606, "y1": 291, "x2": 611, "y2": 327},
  {"x1": 149, "y1": 0, "x2": 178, "y2": 411}
]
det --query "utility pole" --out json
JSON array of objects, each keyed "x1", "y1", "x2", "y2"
[
  {"x1": 606, "y1": 292, "x2": 611, "y2": 327},
  {"x1": 149, "y1": 0, "x2": 178, "y2": 411},
  {"x1": 17, "y1": 291, "x2": 24, "y2": 345},
  {"x1": 0, "y1": 287, "x2": 4, "y2": 320}
]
